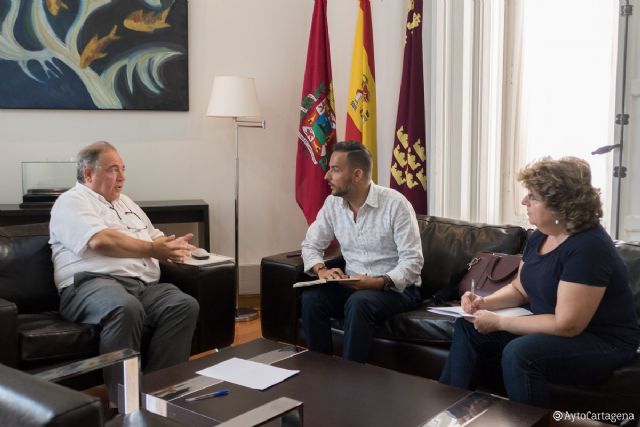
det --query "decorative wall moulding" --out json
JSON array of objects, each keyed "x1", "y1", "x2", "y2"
[{"x1": 0, "y1": 0, "x2": 189, "y2": 111}]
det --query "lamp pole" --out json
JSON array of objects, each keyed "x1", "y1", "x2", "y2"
[
  {"x1": 234, "y1": 118, "x2": 265, "y2": 322},
  {"x1": 206, "y1": 76, "x2": 265, "y2": 321}
]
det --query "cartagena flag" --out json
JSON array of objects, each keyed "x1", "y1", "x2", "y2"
[
  {"x1": 345, "y1": 0, "x2": 377, "y2": 182},
  {"x1": 296, "y1": 0, "x2": 337, "y2": 224},
  {"x1": 390, "y1": 0, "x2": 427, "y2": 214}
]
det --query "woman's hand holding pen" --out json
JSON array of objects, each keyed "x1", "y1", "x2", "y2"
[
  {"x1": 461, "y1": 291, "x2": 485, "y2": 315},
  {"x1": 462, "y1": 281, "x2": 522, "y2": 333},
  {"x1": 461, "y1": 286, "x2": 502, "y2": 334}
]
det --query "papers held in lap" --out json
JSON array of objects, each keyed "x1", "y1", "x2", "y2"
[{"x1": 428, "y1": 306, "x2": 533, "y2": 318}]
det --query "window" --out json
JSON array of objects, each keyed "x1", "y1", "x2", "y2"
[
  {"x1": 501, "y1": 0, "x2": 618, "y2": 228},
  {"x1": 430, "y1": 0, "x2": 618, "y2": 228}
]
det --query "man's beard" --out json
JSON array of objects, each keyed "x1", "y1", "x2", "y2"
[{"x1": 331, "y1": 183, "x2": 350, "y2": 198}]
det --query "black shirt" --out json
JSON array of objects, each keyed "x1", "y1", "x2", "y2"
[{"x1": 521, "y1": 225, "x2": 640, "y2": 351}]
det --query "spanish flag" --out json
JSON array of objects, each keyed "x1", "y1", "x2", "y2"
[
  {"x1": 390, "y1": 0, "x2": 427, "y2": 214},
  {"x1": 345, "y1": 0, "x2": 377, "y2": 182}
]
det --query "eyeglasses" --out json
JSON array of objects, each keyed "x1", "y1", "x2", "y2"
[{"x1": 109, "y1": 200, "x2": 148, "y2": 232}]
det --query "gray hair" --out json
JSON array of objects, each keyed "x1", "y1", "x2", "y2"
[{"x1": 76, "y1": 141, "x2": 117, "y2": 183}]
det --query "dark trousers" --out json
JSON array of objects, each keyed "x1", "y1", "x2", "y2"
[
  {"x1": 59, "y1": 273, "x2": 200, "y2": 401},
  {"x1": 439, "y1": 317, "x2": 637, "y2": 407},
  {"x1": 300, "y1": 283, "x2": 421, "y2": 362}
]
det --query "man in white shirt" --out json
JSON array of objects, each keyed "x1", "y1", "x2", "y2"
[
  {"x1": 301, "y1": 141, "x2": 424, "y2": 362},
  {"x1": 49, "y1": 141, "x2": 199, "y2": 400}
]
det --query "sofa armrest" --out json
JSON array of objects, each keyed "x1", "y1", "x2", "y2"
[
  {"x1": 159, "y1": 261, "x2": 236, "y2": 352},
  {"x1": 0, "y1": 297, "x2": 18, "y2": 367},
  {"x1": 0, "y1": 363, "x2": 103, "y2": 427},
  {"x1": 260, "y1": 247, "x2": 343, "y2": 344}
]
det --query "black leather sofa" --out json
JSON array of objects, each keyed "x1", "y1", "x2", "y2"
[
  {"x1": 0, "y1": 222, "x2": 236, "y2": 387},
  {"x1": 261, "y1": 215, "x2": 640, "y2": 418}
]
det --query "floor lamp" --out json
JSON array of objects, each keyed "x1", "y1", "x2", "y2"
[{"x1": 207, "y1": 76, "x2": 265, "y2": 322}]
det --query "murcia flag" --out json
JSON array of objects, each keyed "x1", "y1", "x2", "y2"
[
  {"x1": 390, "y1": 0, "x2": 427, "y2": 214},
  {"x1": 296, "y1": 0, "x2": 337, "y2": 225},
  {"x1": 345, "y1": 0, "x2": 377, "y2": 182}
]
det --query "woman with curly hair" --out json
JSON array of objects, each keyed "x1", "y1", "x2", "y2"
[{"x1": 440, "y1": 157, "x2": 640, "y2": 407}]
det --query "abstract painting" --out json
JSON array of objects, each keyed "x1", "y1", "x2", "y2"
[{"x1": 0, "y1": 0, "x2": 188, "y2": 110}]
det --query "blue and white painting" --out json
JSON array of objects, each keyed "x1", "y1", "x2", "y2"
[{"x1": 0, "y1": 0, "x2": 188, "y2": 110}]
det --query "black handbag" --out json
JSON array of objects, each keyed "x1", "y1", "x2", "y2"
[{"x1": 458, "y1": 252, "x2": 522, "y2": 297}]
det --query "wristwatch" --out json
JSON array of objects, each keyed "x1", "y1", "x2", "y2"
[{"x1": 379, "y1": 274, "x2": 394, "y2": 291}]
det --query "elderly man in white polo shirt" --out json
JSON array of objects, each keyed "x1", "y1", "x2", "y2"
[{"x1": 49, "y1": 141, "x2": 199, "y2": 401}]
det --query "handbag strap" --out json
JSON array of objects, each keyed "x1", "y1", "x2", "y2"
[{"x1": 487, "y1": 255, "x2": 519, "y2": 282}]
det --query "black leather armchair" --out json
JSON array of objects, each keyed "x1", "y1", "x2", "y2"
[
  {"x1": 0, "y1": 348, "x2": 186, "y2": 427},
  {"x1": 0, "y1": 223, "x2": 236, "y2": 387},
  {"x1": 0, "y1": 362, "x2": 104, "y2": 427}
]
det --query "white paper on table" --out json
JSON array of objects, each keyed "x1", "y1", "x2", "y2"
[
  {"x1": 428, "y1": 306, "x2": 533, "y2": 318},
  {"x1": 195, "y1": 357, "x2": 299, "y2": 390}
]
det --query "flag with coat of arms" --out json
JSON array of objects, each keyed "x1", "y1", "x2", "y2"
[
  {"x1": 296, "y1": 0, "x2": 337, "y2": 225},
  {"x1": 390, "y1": 0, "x2": 428, "y2": 214}
]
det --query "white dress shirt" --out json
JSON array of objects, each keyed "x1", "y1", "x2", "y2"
[
  {"x1": 49, "y1": 182, "x2": 164, "y2": 291},
  {"x1": 301, "y1": 183, "x2": 424, "y2": 291}
]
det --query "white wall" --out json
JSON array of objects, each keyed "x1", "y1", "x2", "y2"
[{"x1": 0, "y1": 0, "x2": 418, "y2": 291}]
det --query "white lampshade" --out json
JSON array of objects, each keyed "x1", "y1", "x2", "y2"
[{"x1": 206, "y1": 76, "x2": 261, "y2": 118}]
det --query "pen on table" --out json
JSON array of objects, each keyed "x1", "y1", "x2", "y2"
[{"x1": 185, "y1": 389, "x2": 229, "y2": 402}]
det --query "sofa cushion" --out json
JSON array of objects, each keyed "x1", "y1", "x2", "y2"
[
  {"x1": 375, "y1": 301, "x2": 456, "y2": 345},
  {"x1": 418, "y1": 216, "x2": 528, "y2": 299},
  {"x1": 18, "y1": 313, "x2": 99, "y2": 367},
  {"x1": 0, "y1": 223, "x2": 59, "y2": 313}
]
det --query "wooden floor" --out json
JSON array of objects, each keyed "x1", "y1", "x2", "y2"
[
  {"x1": 189, "y1": 312, "x2": 262, "y2": 360},
  {"x1": 233, "y1": 315, "x2": 262, "y2": 346}
]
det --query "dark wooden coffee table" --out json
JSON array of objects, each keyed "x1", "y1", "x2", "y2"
[{"x1": 140, "y1": 339, "x2": 549, "y2": 426}]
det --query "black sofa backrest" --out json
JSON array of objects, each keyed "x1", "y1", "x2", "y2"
[
  {"x1": 417, "y1": 217, "x2": 640, "y2": 323},
  {"x1": 616, "y1": 241, "x2": 640, "y2": 320},
  {"x1": 417, "y1": 216, "x2": 528, "y2": 299},
  {"x1": 0, "y1": 223, "x2": 59, "y2": 313}
]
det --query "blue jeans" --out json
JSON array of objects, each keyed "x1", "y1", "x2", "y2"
[
  {"x1": 300, "y1": 283, "x2": 421, "y2": 362},
  {"x1": 440, "y1": 318, "x2": 637, "y2": 407}
]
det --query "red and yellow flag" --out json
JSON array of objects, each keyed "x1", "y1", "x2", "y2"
[
  {"x1": 296, "y1": 0, "x2": 337, "y2": 224},
  {"x1": 390, "y1": 0, "x2": 427, "y2": 214},
  {"x1": 345, "y1": 0, "x2": 377, "y2": 182}
]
